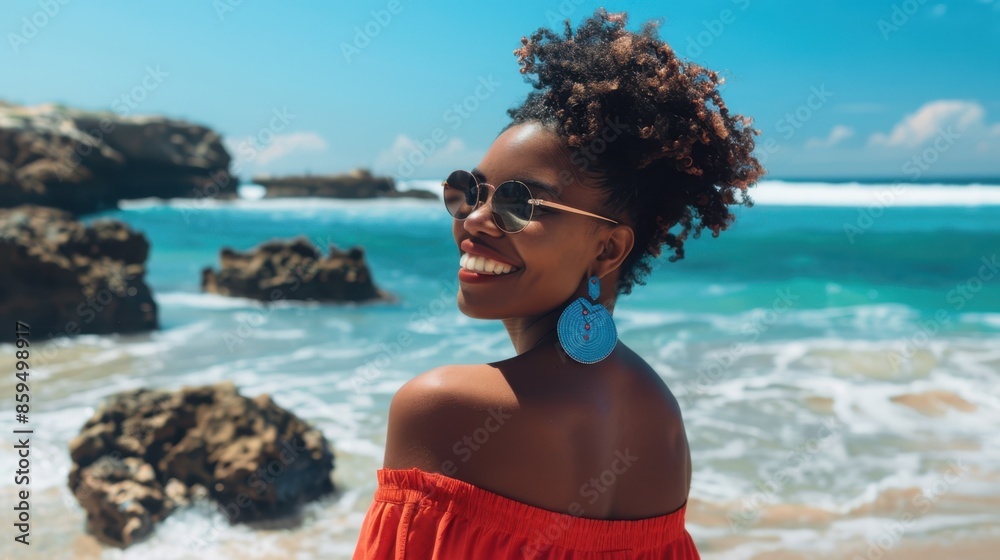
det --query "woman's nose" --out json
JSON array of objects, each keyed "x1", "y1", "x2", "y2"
[{"x1": 463, "y1": 186, "x2": 502, "y2": 235}]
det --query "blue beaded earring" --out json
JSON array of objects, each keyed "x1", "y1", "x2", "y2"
[{"x1": 557, "y1": 275, "x2": 618, "y2": 364}]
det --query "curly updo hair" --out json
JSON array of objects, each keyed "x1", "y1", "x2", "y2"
[{"x1": 504, "y1": 8, "x2": 765, "y2": 297}]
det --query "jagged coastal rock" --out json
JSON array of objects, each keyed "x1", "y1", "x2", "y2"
[
  {"x1": 68, "y1": 382, "x2": 336, "y2": 547},
  {"x1": 253, "y1": 168, "x2": 436, "y2": 199},
  {"x1": 201, "y1": 236, "x2": 395, "y2": 303},
  {"x1": 0, "y1": 100, "x2": 235, "y2": 214},
  {"x1": 0, "y1": 204, "x2": 157, "y2": 342}
]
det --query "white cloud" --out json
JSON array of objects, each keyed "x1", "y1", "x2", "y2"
[
  {"x1": 868, "y1": 100, "x2": 988, "y2": 148},
  {"x1": 805, "y1": 125, "x2": 854, "y2": 148},
  {"x1": 374, "y1": 134, "x2": 485, "y2": 178},
  {"x1": 765, "y1": 98, "x2": 1000, "y2": 177},
  {"x1": 225, "y1": 131, "x2": 328, "y2": 168},
  {"x1": 254, "y1": 132, "x2": 327, "y2": 165}
]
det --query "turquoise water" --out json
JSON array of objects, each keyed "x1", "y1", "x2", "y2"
[
  {"x1": 2, "y1": 183, "x2": 999, "y2": 558},
  {"x1": 115, "y1": 195, "x2": 1000, "y2": 328}
]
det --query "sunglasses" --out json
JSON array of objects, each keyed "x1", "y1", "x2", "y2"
[{"x1": 442, "y1": 169, "x2": 619, "y2": 234}]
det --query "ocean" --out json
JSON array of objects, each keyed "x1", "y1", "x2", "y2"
[{"x1": 1, "y1": 179, "x2": 999, "y2": 559}]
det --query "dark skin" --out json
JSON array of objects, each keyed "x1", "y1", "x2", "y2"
[{"x1": 383, "y1": 122, "x2": 692, "y2": 520}]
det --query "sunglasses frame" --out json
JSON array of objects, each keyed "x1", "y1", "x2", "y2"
[{"x1": 441, "y1": 169, "x2": 620, "y2": 234}]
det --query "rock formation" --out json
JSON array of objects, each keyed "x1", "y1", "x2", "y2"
[
  {"x1": 0, "y1": 101, "x2": 235, "y2": 215},
  {"x1": 201, "y1": 236, "x2": 394, "y2": 303},
  {"x1": 0, "y1": 204, "x2": 157, "y2": 342},
  {"x1": 68, "y1": 382, "x2": 336, "y2": 547},
  {"x1": 253, "y1": 168, "x2": 436, "y2": 199}
]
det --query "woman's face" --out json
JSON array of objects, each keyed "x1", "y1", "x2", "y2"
[{"x1": 451, "y1": 121, "x2": 624, "y2": 320}]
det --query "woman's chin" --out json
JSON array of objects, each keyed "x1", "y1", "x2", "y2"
[{"x1": 456, "y1": 298, "x2": 507, "y2": 320}]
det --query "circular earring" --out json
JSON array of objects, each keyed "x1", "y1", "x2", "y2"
[{"x1": 557, "y1": 275, "x2": 618, "y2": 364}]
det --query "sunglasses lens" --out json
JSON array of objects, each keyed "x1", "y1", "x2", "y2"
[
  {"x1": 443, "y1": 170, "x2": 479, "y2": 219},
  {"x1": 493, "y1": 181, "x2": 532, "y2": 233}
]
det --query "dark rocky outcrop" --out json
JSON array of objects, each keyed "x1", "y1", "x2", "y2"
[
  {"x1": 0, "y1": 101, "x2": 235, "y2": 215},
  {"x1": 253, "y1": 168, "x2": 436, "y2": 199},
  {"x1": 201, "y1": 236, "x2": 395, "y2": 303},
  {"x1": 68, "y1": 382, "x2": 336, "y2": 547},
  {"x1": 0, "y1": 204, "x2": 157, "y2": 342},
  {"x1": 72, "y1": 455, "x2": 176, "y2": 547}
]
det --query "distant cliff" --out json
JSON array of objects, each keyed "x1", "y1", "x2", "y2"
[
  {"x1": 0, "y1": 100, "x2": 235, "y2": 215},
  {"x1": 253, "y1": 168, "x2": 436, "y2": 199}
]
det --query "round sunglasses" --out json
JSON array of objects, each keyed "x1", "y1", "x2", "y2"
[{"x1": 442, "y1": 169, "x2": 619, "y2": 233}]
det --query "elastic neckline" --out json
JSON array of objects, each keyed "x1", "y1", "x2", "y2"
[{"x1": 374, "y1": 467, "x2": 689, "y2": 553}]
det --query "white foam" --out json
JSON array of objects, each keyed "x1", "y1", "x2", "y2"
[
  {"x1": 961, "y1": 312, "x2": 1000, "y2": 330},
  {"x1": 750, "y1": 180, "x2": 1000, "y2": 206},
  {"x1": 236, "y1": 183, "x2": 266, "y2": 199},
  {"x1": 117, "y1": 180, "x2": 1000, "y2": 210},
  {"x1": 119, "y1": 195, "x2": 438, "y2": 211},
  {"x1": 156, "y1": 291, "x2": 324, "y2": 310}
]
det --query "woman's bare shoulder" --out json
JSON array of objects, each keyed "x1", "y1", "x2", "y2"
[
  {"x1": 609, "y1": 344, "x2": 692, "y2": 515},
  {"x1": 381, "y1": 364, "x2": 511, "y2": 471}
]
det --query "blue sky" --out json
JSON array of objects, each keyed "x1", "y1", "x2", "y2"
[{"x1": 2, "y1": 0, "x2": 999, "y2": 181}]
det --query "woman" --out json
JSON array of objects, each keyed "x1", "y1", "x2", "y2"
[{"x1": 353, "y1": 8, "x2": 763, "y2": 559}]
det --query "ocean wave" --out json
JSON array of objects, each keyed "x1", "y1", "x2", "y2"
[
  {"x1": 155, "y1": 291, "x2": 323, "y2": 310},
  {"x1": 750, "y1": 180, "x2": 1000, "y2": 206},
  {"x1": 118, "y1": 195, "x2": 438, "y2": 211},
  {"x1": 117, "y1": 180, "x2": 1000, "y2": 211}
]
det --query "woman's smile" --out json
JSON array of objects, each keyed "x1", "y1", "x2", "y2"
[
  {"x1": 459, "y1": 253, "x2": 519, "y2": 275},
  {"x1": 457, "y1": 253, "x2": 522, "y2": 283}
]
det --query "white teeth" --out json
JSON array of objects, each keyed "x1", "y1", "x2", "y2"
[{"x1": 460, "y1": 252, "x2": 519, "y2": 275}]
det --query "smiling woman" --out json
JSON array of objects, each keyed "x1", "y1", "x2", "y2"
[{"x1": 353, "y1": 7, "x2": 764, "y2": 559}]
